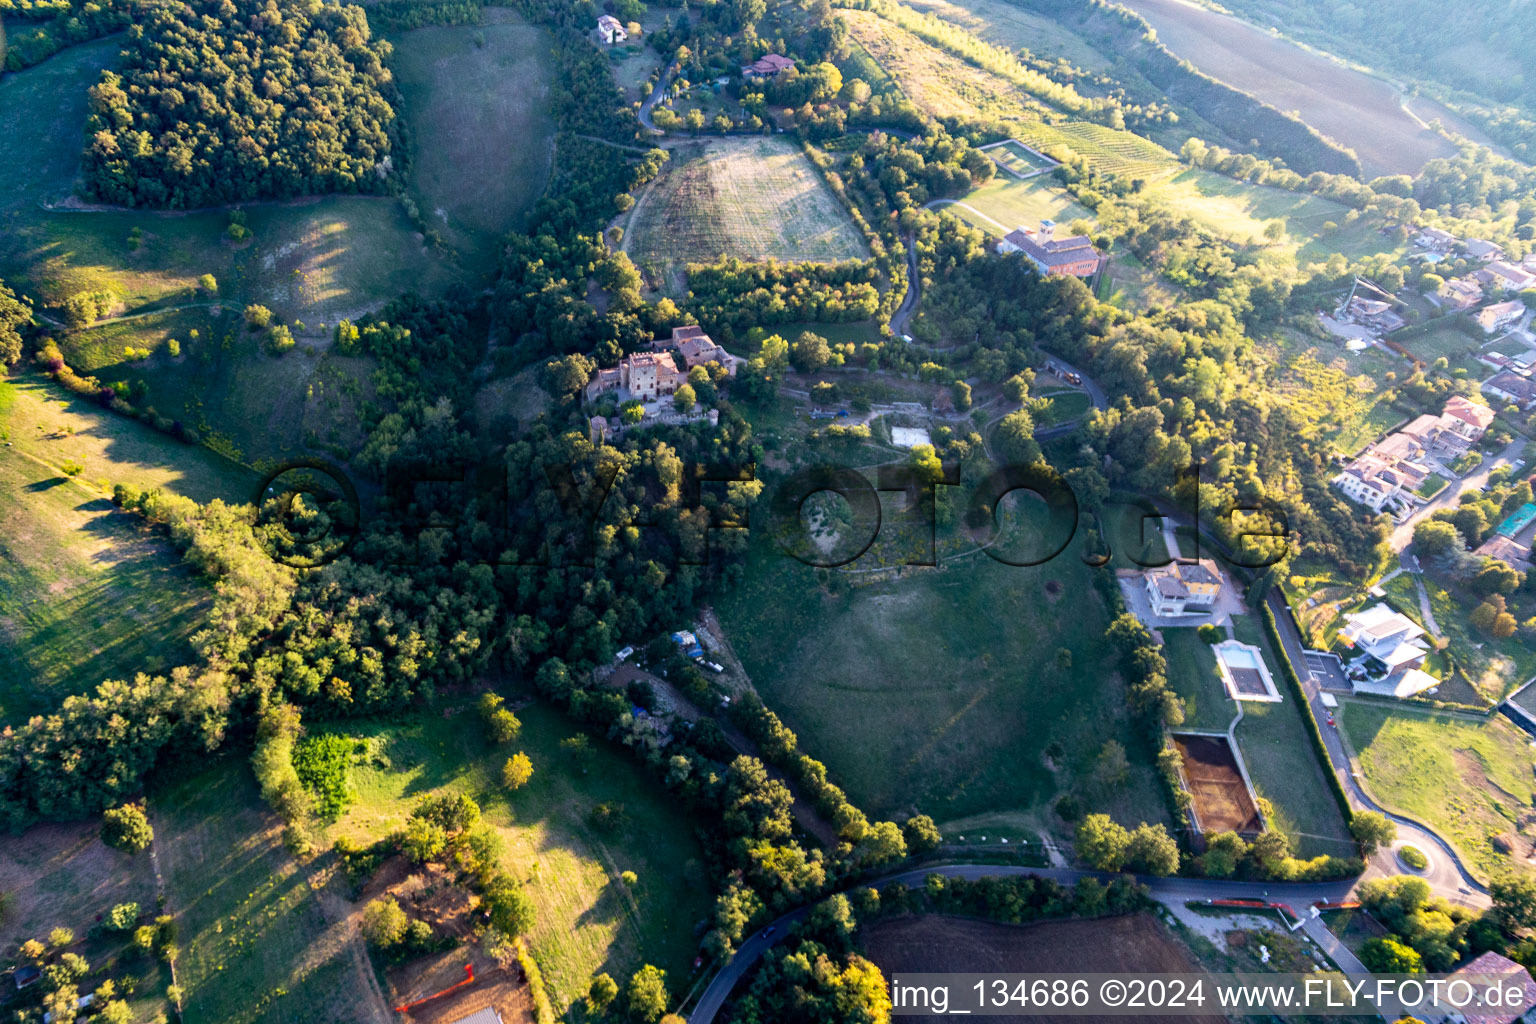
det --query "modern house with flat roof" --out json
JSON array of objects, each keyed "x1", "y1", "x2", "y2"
[{"x1": 1339, "y1": 603, "x2": 1437, "y2": 698}]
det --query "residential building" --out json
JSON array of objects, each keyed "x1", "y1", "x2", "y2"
[
  {"x1": 1340, "y1": 603, "x2": 1428, "y2": 675},
  {"x1": 998, "y1": 221, "x2": 1106, "y2": 277},
  {"x1": 1476, "y1": 260, "x2": 1536, "y2": 293},
  {"x1": 1142, "y1": 558, "x2": 1223, "y2": 616},
  {"x1": 1485, "y1": 370, "x2": 1536, "y2": 410},
  {"x1": 1464, "y1": 238, "x2": 1506, "y2": 262},
  {"x1": 1396, "y1": 395, "x2": 1494, "y2": 456},
  {"x1": 1476, "y1": 299, "x2": 1528, "y2": 335},
  {"x1": 446, "y1": 1009, "x2": 505, "y2": 1024},
  {"x1": 658, "y1": 324, "x2": 741, "y2": 376},
  {"x1": 596, "y1": 14, "x2": 627, "y2": 44},
  {"x1": 1331, "y1": 454, "x2": 1428, "y2": 513},
  {"x1": 1439, "y1": 276, "x2": 1485, "y2": 311},
  {"x1": 1445, "y1": 950, "x2": 1536, "y2": 1024},
  {"x1": 1476, "y1": 534, "x2": 1531, "y2": 567},
  {"x1": 1442, "y1": 394, "x2": 1496, "y2": 441},
  {"x1": 741, "y1": 53, "x2": 794, "y2": 78},
  {"x1": 1415, "y1": 226, "x2": 1457, "y2": 251},
  {"x1": 1345, "y1": 295, "x2": 1406, "y2": 333}
]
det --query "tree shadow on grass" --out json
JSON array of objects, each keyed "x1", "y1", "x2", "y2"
[{"x1": 25, "y1": 476, "x2": 67, "y2": 491}]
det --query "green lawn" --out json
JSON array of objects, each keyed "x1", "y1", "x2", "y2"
[
  {"x1": 388, "y1": 8, "x2": 555, "y2": 276},
  {"x1": 323, "y1": 703, "x2": 712, "y2": 1009},
  {"x1": 1162, "y1": 628, "x2": 1234, "y2": 733},
  {"x1": 1229, "y1": 615, "x2": 1354, "y2": 860},
  {"x1": 1416, "y1": 472, "x2": 1449, "y2": 498},
  {"x1": 1400, "y1": 321, "x2": 1483, "y2": 366},
  {"x1": 0, "y1": 376, "x2": 260, "y2": 722},
  {"x1": 1099, "y1": 498, "x2": 1171, "y2": 569},
  {"x1": 152, "y1": 757, "x2": 379, "y2": 1024},
  {"x1": 716, "y1": 506, "x2": 1171, "y2": 833},
  {"x1": 940, "y1": 176, "x2": 1096, "y2": 238},
  {"x1": 1340, "y1": 701, "x2": 1536, "y2": 882}
]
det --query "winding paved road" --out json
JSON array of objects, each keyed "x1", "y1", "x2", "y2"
[
  {"x1": 1264, "y1": 590, "x2": 1490, "y2": 906},
  {"x1": 639, "y1": 61, "x2": 679, "y2": 134},
  {"x1": 688, "y1": 862, "x2": 1358, "y2": 1023},
  {"x1": 887, "y1": 234, "x2": 921, "y2": 339}
]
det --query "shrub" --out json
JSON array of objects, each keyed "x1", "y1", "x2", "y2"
[
  {"x1": 292, "y1": 733, "x2": 355, "y2": 822},
  {"x1": 1400, "y1": 845, "x2": 1428, "y2": 870},
  {"x1": 244, "y1": 304, "x2": 273, "y2": 329},
  {"x1": 502, "y1": 752, "x2": 533, "y2": 790},
  {"x1": 1197, "y1": 623, "x2": 1223, "y2": 644},
  {"x1": 107, "y1": 902, "x2": 139, "y2": 931},
  {"x1": 361, "y1": 897, "x2": 408, "y2": 948},
  {"x1": 265, "y1": 324, "x2": 295, "y2": 354},
  {"x1": 101, "y1": 804, "x2": 153, "y2": 853}
]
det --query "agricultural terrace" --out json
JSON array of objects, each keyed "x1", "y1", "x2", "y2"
[
  {"x1": 622, "y1": 137, "x2": 869, "y2": 265},
  {"x1": 153, "y1": 758, "x2": 384, "y2": 1024},
  {"x1": 322, "y1": 704, "x2": 712, "y2": 1007},
  {"x1": 1340, "y1": 701, "x2": 1536, "y2": 882},
  {"x1": 717, "y1": 505, "x2": 1172, "y2": 830},
  {"x1": 0, "y1": 376, "x2": 257, "y2": 723},
  {"x1": 838, "y1": 8, "x2": 1047, "y2": 125},
  {"x1": 1117, "y1": 0, "x2": 1472, "y2": 177},
  {"x1": 1022, "y1": 122, "x2": 1176, "y2": 181},
  {"x1": 388, "y1": 9, "x2": 556, "y2": 272}
]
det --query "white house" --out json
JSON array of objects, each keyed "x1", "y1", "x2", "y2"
[
  {"x1": 596, "y1": 14, "x2": 627, "y2": 44},
  {"x1": 1143, "y1": 558, "x2": 1223, "y2": 616},
  {"x1": 1476, "y1": 299, "x2": 1528, "y2": 335},
  {"x1": 1339, "y1": 604, "x2": 1434, "y2": 698}
]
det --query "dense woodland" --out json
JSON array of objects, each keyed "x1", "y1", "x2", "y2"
[{"x1": 82, "y1": 0, "x2": 403, "y2": 206}]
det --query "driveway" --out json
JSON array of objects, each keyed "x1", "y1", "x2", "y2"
[
  {"x1": 1265, "y1": 591, "x2": 1489, "y2": 908},
  {"x1": 1389, "y1": 438, "x2": 1526, "y2": 552}
]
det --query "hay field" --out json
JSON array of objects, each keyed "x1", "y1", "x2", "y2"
[
  {"x1": 624, "y1": 136, "x2": 868, "y2": 264},
  {"x1": 1117, "y1": 0, "x2": 1468, "y2": 177}
]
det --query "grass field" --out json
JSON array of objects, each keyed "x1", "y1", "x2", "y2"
[
  {"x1": 153, "y1": 757, "x2": 381, "y2": 1024},
  {"x1": 389, "y1": 9, "x2": 555, "y2": 274},
  {"x1": 1162, "y1": 628, "x2": 1234, "y2": 733},
  {"x1": 1116, "y1": 0, "x2": 1461, "y2": 177},
  {"x1": 0, "y1": 821, "x2": 171, "y2": 1022},
  {"x1": 323, "y1": 703, "x2": 711, "y2": 1008},
  {"x1": 1228, "y1": 614, "x2": 1354, "y2": 859},
  {"x1": 716, "y1": 515, "x2": 1171, "y2": 832},
  {"x1": 1270, "y1": 344, "x2": 1406, "y2": 454},
  {"x1": 0, "y1": 375, "x2": 261, "y2": 722},
  {"x1": 984, "y1": 139, "x2": 1052, "y2": 178},
  {"x1": 624, "y1": 137, "x2": 868, "y2": 266},
  {"x1": 1340, "y1": 701, "x2": 1536, "y2": 881},
  {"x1": 898, "y1": 0, "x2": 1114, "y2": 70},
  {"x1": 0, "y1": 37, "x2": 461, "y2": 461},
  {"x1": 938, "y1": 175, "x2": 1095, "y2": 238}
]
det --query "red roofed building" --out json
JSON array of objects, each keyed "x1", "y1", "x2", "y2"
[
  {"x1": 997, "y1": 221, "x2": 1105, "y2": 278},
  {"x1": 1446, "y1": 950, "x2": 1536, "y2": 1024},
  {"x1": 742, "y1": 53, "x2": 794, "y2": 78}
]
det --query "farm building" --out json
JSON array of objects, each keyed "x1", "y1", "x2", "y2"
[
  {"x1": 997, "y1": 221, "x2": 1105, "y2": 278},
  {"x1": 1142, "y1": 558, "x2": 1223, "y2": 616},
  {"x1": 1475, "y1": 300, "x2": 1528, "y2": 335},
  {"x1": 1212, "y1": 640, "x2": 1281, "y2": 703},
  {"x1": 741, "y1": 53, "x2": 794, "y2": 78},
  {"x1": 1485, "y1": 371, "x2": 1536, "y2": 411},
  {"x1": 596, "y1": 14, "x2": 627, "y2": 44}
]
